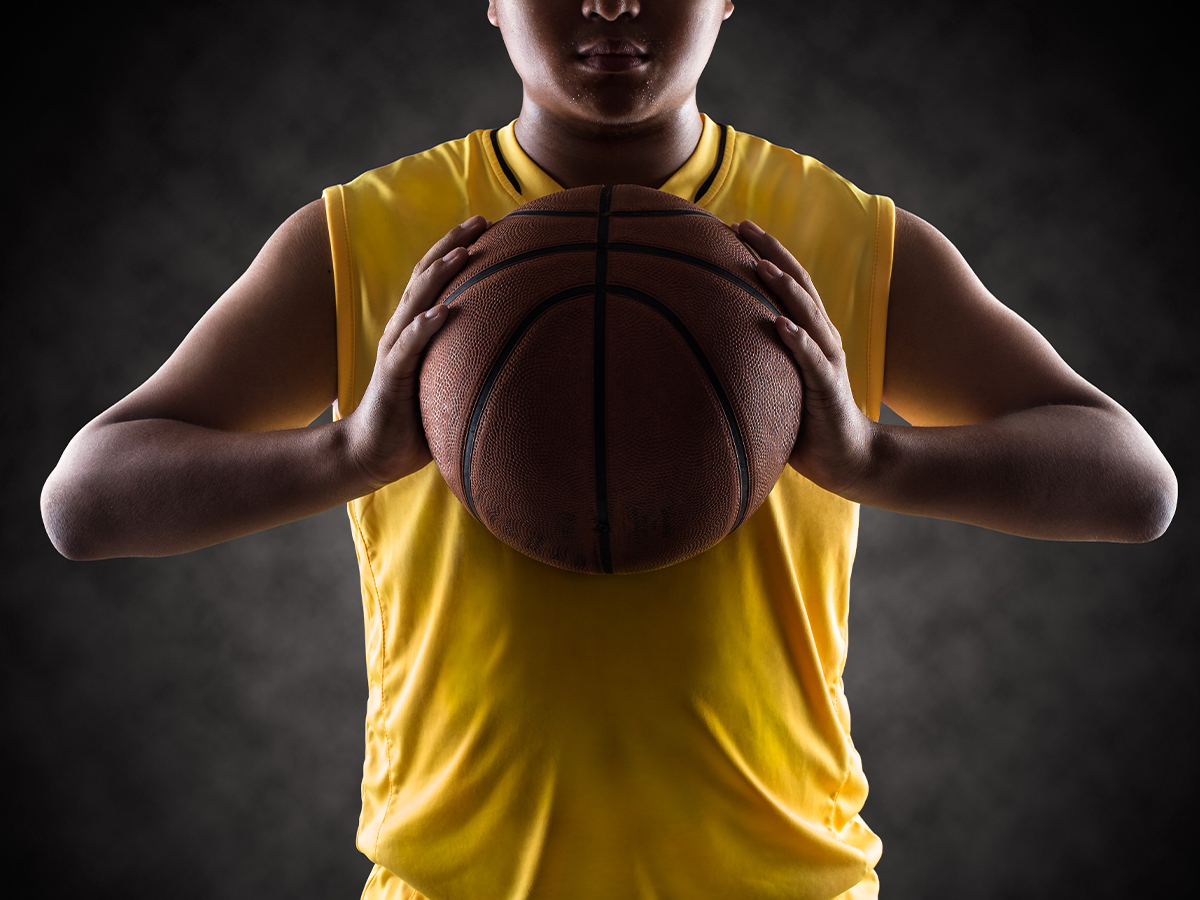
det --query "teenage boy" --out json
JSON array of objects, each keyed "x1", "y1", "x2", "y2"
[{"x1": 42, "y1": 2, "x2": 1176, "y2": 898}]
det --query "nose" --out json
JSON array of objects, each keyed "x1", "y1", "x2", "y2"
[{"x1": 582, "y1": 0, "x2": 640, "y2": 21}]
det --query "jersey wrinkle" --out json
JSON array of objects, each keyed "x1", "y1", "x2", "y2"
[{"x1": 329, "y1": 117, "x2": 894, "y2": 900}]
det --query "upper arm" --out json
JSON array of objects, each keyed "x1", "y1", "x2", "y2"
[
  {"x1": 882, "y1": 208, "x2": 1113, "y2": 426},
  {"x1": 97, "y1": 198, "x2": 337, "y2": 433}
]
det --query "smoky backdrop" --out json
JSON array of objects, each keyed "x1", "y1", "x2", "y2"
[{"x1": 4, "y1": 1, "x2": 1195, "y2": 897}]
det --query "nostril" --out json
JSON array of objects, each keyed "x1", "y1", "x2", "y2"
[{"x1": 583, "y1": 0, "x2": 641, "y2": 23}]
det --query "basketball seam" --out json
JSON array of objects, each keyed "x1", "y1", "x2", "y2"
[
  {"x1": 443, "y1": 243, "x2": 777, "y2": 314},
  {"x1": 505, "y1": 209, "x2": 719, "y2": 220},
  {"x1": 442, "y1": 244, "x2": 598, "y2": 306},
  {"x1": 608, "y1": 244, "x2": 779, "y2": 314},
  {"x1": 457, "y1": 280, "x2": 753, "y2": 569},
  {"x1": 448, "y1": 185, "x2": 763, "y2": 574},
  {"x1": 606, "y1": 284, "x2": 751, "y2": 534},
  {"x1": 461, "y1": 285, "x2": 597, "y2": 523},
  {"x1": 594, "y1": 186, "x2": 615, "y2": 574}
]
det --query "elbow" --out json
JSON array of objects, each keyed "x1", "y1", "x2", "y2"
[
  {"x1": 1091, "y1": 404, "x2": 1178, "y2": 543},
  {"x1": 1113, "y1": 452, "x2": 1178, "y2": 543},
  {"x1": 1129, "y1": 464, "x2": 1178, "y2": 543},
  {"x1": 41, "y1": 471, "x2": 105, "y2": 561}
]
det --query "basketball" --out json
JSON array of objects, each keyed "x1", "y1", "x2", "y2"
[{"x1": 419, "y1": 184, "x2": 802, "y2": 575}]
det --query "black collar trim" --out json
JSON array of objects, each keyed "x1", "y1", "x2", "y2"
[
  {"x1": 490, "y1": 128, "x2": 523, "y2": 196},
  {"x1": 693, "y1": 123, "x2": 729, "y2": 204},
  {"x1": 491, "y1": 122, "x2": 727, "y2": 203}
]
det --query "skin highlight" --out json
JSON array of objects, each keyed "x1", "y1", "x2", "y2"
[
  {"x1": 40, "y1": 0, "x2": 1175, "y2": 559},
  {"x1": 488, "y1": 0, "x2": 734, "y2": 188}
]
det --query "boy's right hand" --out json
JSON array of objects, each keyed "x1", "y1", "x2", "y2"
[
  {"x1": 343, "y1": 215, "x2": 490, "y2": 489},
  {"x1": 41, "y1": 205, "x2": 489, "y2": 560}
]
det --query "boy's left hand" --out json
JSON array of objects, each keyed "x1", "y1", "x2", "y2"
[
  {"x1": 733, "y1": 220, "x2": 875, "y2": 496},
  {"x1": 734, "y1": 214, "x2": 1174, "y2": 542}
]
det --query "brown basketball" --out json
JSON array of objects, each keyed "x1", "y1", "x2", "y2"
[{"x1": 419, "y1": 184, "x2": 802, "y2": 575}]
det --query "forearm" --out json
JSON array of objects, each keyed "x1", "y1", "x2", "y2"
[
  {"x1": 845, "y1": 403, "x2": 1177, "y2": 542},
  {"x1": 41, "y1": 417, "x2": 387, "y2": 560}
]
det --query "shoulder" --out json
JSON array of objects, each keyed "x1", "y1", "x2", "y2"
[
  {"x1": 714, "y1": 127, "x2": 896, "y2": 416},
  {"x1": 333, "y1": 130, "x2": 492, "y2": 208},
  {"x1": 715, "y1": 127, "x2": 893, "y2": 273},
  {"x1": 719, "y1": 127, "x2": 894, "y2": 285},
  {"x1": 279, "y1": 197, "x2": 332, "y2": 266},
  {"x1": 325, "y1": 128, "x2": 516, "y2": 255},
  {"x1": 727, "y1": 129, "x2": 887, "y2": 217}
]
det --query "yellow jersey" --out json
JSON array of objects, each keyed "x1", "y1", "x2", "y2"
[{"x1": 323, "y1": 113, "x2": 894, "y2": 900}]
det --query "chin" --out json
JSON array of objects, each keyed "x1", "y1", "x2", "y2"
[{"x1": 567, "y1": 86, "x2": 671, "y2": 131}]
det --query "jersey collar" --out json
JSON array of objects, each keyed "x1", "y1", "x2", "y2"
[{"x1": 489, "y1": 113, "x2": 732, "y2": 208}]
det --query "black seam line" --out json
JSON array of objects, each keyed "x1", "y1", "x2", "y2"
[
  {"x1": 489, "y1": 128, "x2": 522, "y2": 196},
  {"x1": 461, "y1": 285, "x2": 596, "y2": 522},
  {"x1": 505, "y1": 209, "x2": 719, "y2": 219},
  {"x1": 733, "y1": 232, "x2": 763, "y2": 263},
  {"x1": 594, "y1": 186, "x2": 614, "y2": 574},
  {"x1": 443, "y1": 242, "x2": 776, "y2": 315},
  {"x1": 504, "y1": 210, "x2": 597, "y2": 218},
  {"x1": 606, "y1": 285, "x2": 750, "y2": 532},
  {"x1": 611, "y1": 209, "x2": 718, "y2": 218},
  {"x1": 442, "y1": 243, "x2": 598, "y2": 306},
  {"x1": 607, "y1": 243, "x2": 779, "y2": 314},
  {"x1": 692, "y1": 124, "x2": 728, "y2": 204}
]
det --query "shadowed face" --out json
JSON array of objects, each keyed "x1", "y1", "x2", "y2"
[{"x1": 487, "y1": 0, "x2": 735, "y2": 129}]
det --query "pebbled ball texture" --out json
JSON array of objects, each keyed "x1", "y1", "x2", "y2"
[{"x1": 419, "y1": 184, "x2": 802, "y2": 575}]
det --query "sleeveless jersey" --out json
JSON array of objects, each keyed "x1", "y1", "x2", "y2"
[{"x1": 323, "y1": 114, "x2": 894, "y2": 900}]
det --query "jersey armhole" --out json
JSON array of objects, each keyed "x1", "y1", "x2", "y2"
[
  {"x1": 323, "y1": 185, "x2": 357, "y2": 420},
  {"x1": 864, "y1": 196, "x2": 895, "y2": 423}
]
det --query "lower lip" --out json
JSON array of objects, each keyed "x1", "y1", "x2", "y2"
[{"x1": 580, "y1": 54, "x2": 647, "y2": 72}]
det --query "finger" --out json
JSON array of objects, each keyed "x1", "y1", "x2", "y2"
[
  {"x1": 383, "y1": 303, "x2": 450, "y2": 383},
  {"x1": 378, "y1": 215, "x2": 493, "y2": 358},
  {"x1": 380, "y1": 245, "x2": 470, "y2": 355},
  {"x1": 413, "y1": 215, "x2": 488, "y2": 279},
  {"x1": 775, "y1": 316, "x2": 843, "y2": 402},
  {"x1": 739, "y1": 220, "x2": 834, "y2": 332},
  {"x1": 386, "y1": 216, "x2": 486, "y2": 338},
  {"x1": 757, "y1": 257, "x2": 845, "y2": 364}
]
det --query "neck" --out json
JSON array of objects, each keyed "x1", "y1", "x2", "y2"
[{"x1": 513, "y1": 99, "x2": 704, "y2": 190}]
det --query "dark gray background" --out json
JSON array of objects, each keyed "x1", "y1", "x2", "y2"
[{"x1": 4, "y1": 1, "x2": 1195, "y2": 897}]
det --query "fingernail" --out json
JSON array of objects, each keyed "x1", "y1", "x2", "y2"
[
  {"x1": 742, "y1": 220, "x2": 764, "y2": 236},
  {"x1": 781, "y1": 317, "x2": 798, "y2": 333},
  {"x1": 759, "y1": 259, "x2": 781, "y2": 278},
  {"x1": 442, "y1": 247, "x2": 464, "y2": 263},
  {"x1": 424, "y1": 305, "x2": 443, "y2": 319},
  {"x1": 461, "y1": 215, "x2": 482, "y2": 228}
]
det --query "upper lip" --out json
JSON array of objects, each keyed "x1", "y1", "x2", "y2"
[{"x1": 578, "y1": 39, "x2": 647, "y2": 57}]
